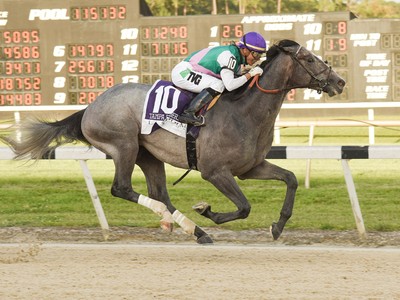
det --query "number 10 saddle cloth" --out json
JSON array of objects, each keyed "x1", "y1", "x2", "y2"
[{"x1": 141, "y1": 79, "x2": 197, "y2": 137}]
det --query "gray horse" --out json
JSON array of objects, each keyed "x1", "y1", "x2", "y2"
[{"x1": 2, "y1": 40, "x2": 345, "y2": 244}]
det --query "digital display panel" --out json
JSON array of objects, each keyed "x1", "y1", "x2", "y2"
[
  {"x1": 0, "y1": 0, "x2": 400, "y2": 105},
  {"x1": 324, "y1": 21, "x2": 347, "y2": 35},
  {"x1": 220, "y1": 24, "x2": 244, "y2": 39},
  {"x1": 70, "y1": 5, "x2": 127, "y2": 21}
]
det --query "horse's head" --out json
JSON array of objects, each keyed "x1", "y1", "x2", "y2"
[{"x1": 265, "y1": 40, "x2": 346, "y2": 97}]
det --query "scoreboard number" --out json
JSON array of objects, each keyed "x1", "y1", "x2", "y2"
[{"x1": 0, "y1": 0, "x2": 399, "y2": 104}]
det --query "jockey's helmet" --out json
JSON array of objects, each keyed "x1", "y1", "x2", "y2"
[{"x1": 238, "y1": 32, "x2": 267, "y2": 53}]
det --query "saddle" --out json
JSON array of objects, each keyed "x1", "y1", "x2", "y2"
[
  {"x1": 141, "y1": 80, "x2": 220, "y2": 174},
  {"x1": 141, "y1": 80, "x2": 220, "y2": 138}
]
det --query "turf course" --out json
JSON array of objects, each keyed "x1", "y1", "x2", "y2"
[
  {"x1": 0, "y1": 157, "x2": 399, "y2": 232},
  {"x1": 0, "y1": 123, "x2": 399, "y2": 232}
]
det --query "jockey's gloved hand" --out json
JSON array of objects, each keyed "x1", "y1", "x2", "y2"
[
  {"x1": 241, "y1": 64, "x2": 253, "y2": 73},
  {"x1": 248, "y1": 66, "x2": 263, "y2": 77}
]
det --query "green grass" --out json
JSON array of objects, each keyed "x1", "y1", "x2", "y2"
[
  {"x1": 0, "y1": 158, "x2": 399, "y2": 232},
  {"x1": 1, "y1": 117, "x2": 399, "y2": 232}
]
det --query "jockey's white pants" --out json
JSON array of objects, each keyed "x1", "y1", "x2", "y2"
[{"x1": 171, "y1": 61, "x2": 225, "y2": 93}]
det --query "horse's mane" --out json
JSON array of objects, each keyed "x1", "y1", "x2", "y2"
[
  {"x1": 262, "y1": 39, "x2": 299, "y2": 67},
  {"x1": 225, "y1": 39, "x2": 299, "y2": 100}
]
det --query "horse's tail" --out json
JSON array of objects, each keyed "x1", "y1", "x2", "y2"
[{"x1": 1, "y1": 109, "x2": 89, "y2": 160}]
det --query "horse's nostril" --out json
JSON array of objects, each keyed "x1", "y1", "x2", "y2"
[{"x1": 338, "y1": 79, "x2": 346, "y2": 87}]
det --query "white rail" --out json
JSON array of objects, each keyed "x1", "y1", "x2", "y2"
[
  {"x1": 282, "y1": 102, "x2": 400, "y2": 109},
  {"x1": 275, "y1": 119, "x2": 400, "y2": 127},
  {"x1": 1, "y1": 145, "x2": 400, "y2": 239}
]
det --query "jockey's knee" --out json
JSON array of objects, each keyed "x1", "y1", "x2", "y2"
[{"x1": 209, "y1": 80, "x2": 225, "y2": 93}]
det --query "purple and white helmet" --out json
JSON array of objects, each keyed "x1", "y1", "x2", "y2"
[{"x1": 238, "y1": 32, "x2": 267, "y2": 53}]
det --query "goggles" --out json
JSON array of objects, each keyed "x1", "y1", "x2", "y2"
[{"x1": 251, "y1": 51, "x2": 263, "y2": 60}]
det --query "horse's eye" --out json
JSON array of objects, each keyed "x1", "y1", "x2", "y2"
[{"x1": 308, "y1": 58, "x2": 314, "y2": 63}]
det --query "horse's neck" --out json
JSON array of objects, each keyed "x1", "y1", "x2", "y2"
[
  {"x1": 242, "y1": 61, "x2": 290, "y2": 123},
  {"x1": 222, "y1": 61, "x2": 290, "y2": 152},
  {"x1": 212, "y1": 57, "x2": 291, "y2": 131},
  {"x1": 263, "y1": 56, "x2": 292, "y2": 93}
]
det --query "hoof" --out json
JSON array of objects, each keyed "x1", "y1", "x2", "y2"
[
  {"x1": 270, "y1": 222, "x2": 282, "y2": 240},
  {"x1": 160, "y1": 221, "x2": 173, "y2": 232},
  {"x1": 192, "y1": 202, "x2": 210, "y2": 215},
  {"x1": 197, "y1": 234, "x2": 214, "y2": 244}
]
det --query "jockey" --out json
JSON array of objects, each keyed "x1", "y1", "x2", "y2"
[{"x1": 171, "y1": 31, "x2": 267, "y2": 126}]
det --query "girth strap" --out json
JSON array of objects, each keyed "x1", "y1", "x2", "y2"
[
  {"x1": 186, "y1": 125, "x2": 198, "y2": 170},
  {"x1": 173, "y1": 125, "x2": 198, "y2": 186}
]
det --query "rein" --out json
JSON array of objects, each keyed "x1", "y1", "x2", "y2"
[
  {"x1": 249, "y1": 45, "x2": 332, "y2": 94},
  {"x1": 249, "y1": 75, "x2": 281, "y2": 94}
]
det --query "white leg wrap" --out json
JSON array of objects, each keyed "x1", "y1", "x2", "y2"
[
  {"x1": 138, "y1": 195, "x2": 168, "y2": 217},
  {"x1": 161, "y1": 211, "x2": 174, "y2": 224},
  {"x1": 172, "y1": 210, "x2": 196, "y2": 235},
  {"x1": 138, "y1": 195, "x2": 174, "y2": 230}
]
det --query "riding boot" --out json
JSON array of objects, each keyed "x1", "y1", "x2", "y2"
[{"x1": 178, "y1": 88, "x2": 220, "y2": 126}]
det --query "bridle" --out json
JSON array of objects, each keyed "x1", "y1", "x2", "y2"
[{"x1": 249, "y1": 45, "x2": 333, "y2": 94}]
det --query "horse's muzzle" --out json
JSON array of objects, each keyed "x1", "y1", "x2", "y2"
[{"x1": 325, "y1": 77, "x2": 346, "y2": 97}]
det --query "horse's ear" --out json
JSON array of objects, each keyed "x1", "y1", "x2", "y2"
[
  {"x1": 277, "y1": 39, "x2": 299, "y2": 53},
  {"x1": 280, "y1": 44, "x2": 302, "y2": 56}
]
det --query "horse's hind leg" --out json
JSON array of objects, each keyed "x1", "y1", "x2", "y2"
[
  {"x1": 109, "y1": 142, "x2": 141, "y2": 202},
  {"x1": 136, "y1": 147, "x2": 213, "y2": 244},
  {"x1": 238, "y1": 160, "x2": 298, "y2": 240},
  {"x1": 96, "y1": 141, "x2": 211, "y2": 244},
  {"x1": 108, "y1": 142, "x2": 172, "y2": 223},
  {"x1": 136, "y1": 147, "x2": 174, "y2": 231}
]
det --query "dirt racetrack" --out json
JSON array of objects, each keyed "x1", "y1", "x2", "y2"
[{"x1": 1, "y1": 227, "x2": 400, "y2": 299}]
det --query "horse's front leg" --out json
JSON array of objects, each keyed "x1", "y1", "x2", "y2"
[
  {"x1": 194, "y1": 169, "x2": 252, "y2": 224},
  {"x1": 238, "y1": 160, "x2": 298, "y2": 240}
]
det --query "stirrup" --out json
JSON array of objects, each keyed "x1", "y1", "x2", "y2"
[
  {"x1": 192, "y1": 115, "x2": 205, "y2": 126},
  {"x1": 178, "y1": 114, "x2": 205, "y2": 126}
]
